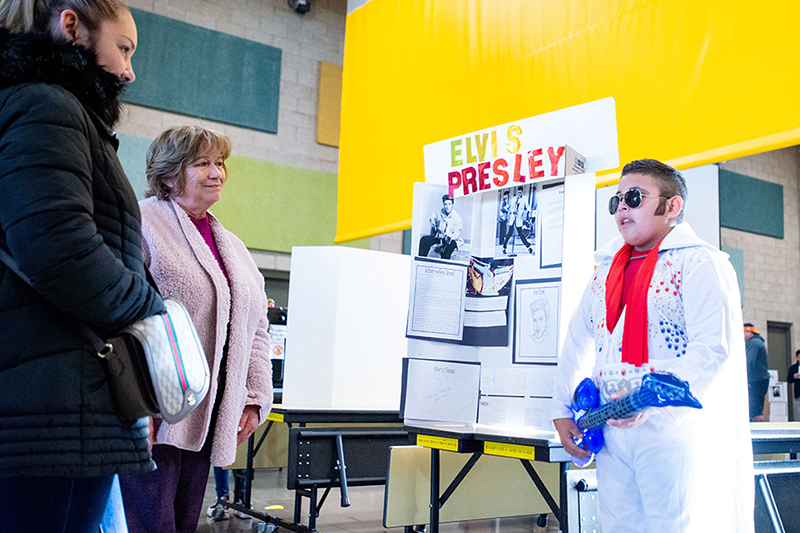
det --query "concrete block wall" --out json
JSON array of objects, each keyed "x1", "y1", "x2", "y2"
[
  {"x1": 720, "y1": 146, "x2": 800, "y2": 351},
  {"x1": 120, "y1": 0, "x2": 404, "y2": 266}
]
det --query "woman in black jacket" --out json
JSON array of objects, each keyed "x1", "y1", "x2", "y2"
[{"x1": 0, "y1": 1, "x2": 164, "y2": 531}]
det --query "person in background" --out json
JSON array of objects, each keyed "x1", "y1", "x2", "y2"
[
  {"x1": 206, "y1": 466, "x2": 249, "y2": 521},
  {"x1": 787, "y1": 349, "x2": 800, "y2": 421},
  {"x1": 744, "y1": 323, "x2": 770, "y2": 422},
  {"x1": 0, "y1": 1, "x2": 165, "y2": 531},
  {"x1": 119, "y1": 126, "x2": 273, "y2": 533}
]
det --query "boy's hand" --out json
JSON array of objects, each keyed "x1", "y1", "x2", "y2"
[
  {"x1": 553, "y1": 417, "x2": 591, "y2": 459},
  {"x1": 606, "y1": 391, "x2": 651, "y2": 429}
]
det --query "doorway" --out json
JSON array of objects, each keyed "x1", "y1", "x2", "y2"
[{"x1": 767, "y1": 322, "x2": 792, "y2": 420}]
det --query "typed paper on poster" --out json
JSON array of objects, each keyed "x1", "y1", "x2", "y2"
[{"x1": 406, "y1": 258, "x2": 467, "y2": 342}]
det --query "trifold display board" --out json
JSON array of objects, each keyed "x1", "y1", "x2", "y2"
[
  {"x1": 283, "y1": 247, "x2": 410, "y2": 409},
  {"x1": 401, "y1": 99, "x2": 618, "y2": 434}
]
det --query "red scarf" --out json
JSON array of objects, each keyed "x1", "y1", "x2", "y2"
[{"x1": 605, "y1": 240, "x2": 663, "y2": 367}]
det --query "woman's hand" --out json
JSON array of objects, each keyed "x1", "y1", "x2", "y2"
[
  {"x1": 236, "y1": 405, "x2": 260, "y2": 445},
  {"x1": 606, "y1": 391, "x2": 651, "y2": 429},
  {"x1": 553, "y1": 417, "x2": 590, "y2": 459}
]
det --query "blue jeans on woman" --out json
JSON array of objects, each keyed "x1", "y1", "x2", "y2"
[{"x1": 0, "y1": 474, "x2": 114, "y2": 533}]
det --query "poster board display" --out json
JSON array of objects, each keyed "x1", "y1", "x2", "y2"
[
  {"x1": 402, "y1": 104, "x2": 617, "y2": 434},
  {"x1": 283, "y1": 246, "x2": 410, "y2": 409}
]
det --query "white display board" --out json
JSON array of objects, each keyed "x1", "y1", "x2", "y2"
[
  {"x1": 423, "y1": 96, "x2": 619, "y2": 189},
  {"x1": 283, "y1": 247, "x2": 410, "y2": 409},
  {"x1": 402, "y1": 100, "x2": 617, "y2": 435}
]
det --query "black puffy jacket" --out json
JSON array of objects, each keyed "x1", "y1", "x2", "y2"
[{"x1": 0, "y1": 29, "x2": 166, "y2": 477}]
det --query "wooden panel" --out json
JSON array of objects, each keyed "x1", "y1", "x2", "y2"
[
  {"x1": 384, "y1": 445, "x2": 560, "y2": 527},
  {"x1": 125, "y1": 9, "x2": 281, "y2": 133},
  {"x1": 317, "y1": 61, "x2": 343, "y2": 147},
  {"x1": 229, "y1": 421, "x2": 290, "y2": 470}
]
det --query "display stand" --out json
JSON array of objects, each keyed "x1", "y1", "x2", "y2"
[
  {"x1": 751, "y1": 423, "x2": 800, "y2": 533},
  {"x1": 229, "y1": 246, "x2": 413, "y2": 531},
  {"x1": 287, "y1": 426, "x2": 410, "y2": 530},
  {"x1": 392, "y1": 101, "x2": 619, "y2": 533},
  {"x1": 401, "y1": 424, "x2": 571, "y2": 533},
  {"x1": 226, "y1": 406, "x2": 405, "y2": 532},
  {"x1": 382, "y1": 423, "x2": 800, "y2": 533}
]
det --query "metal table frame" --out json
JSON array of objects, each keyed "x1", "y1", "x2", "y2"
[
  {"x1": 406, "y1": 424, "x2": 571, "y2": 533},
  {"x1": 407, "y1": 422, "x2": 800, "y2": 533},
  {"x1": 751, "y1": 423, "x2": 800, "y2": 533},
  {"x1": 224, "y1": 406, "x2": 404, "y2": 532}
]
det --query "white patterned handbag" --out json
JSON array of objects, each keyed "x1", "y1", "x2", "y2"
[
  {"x1": 0, "y1": 249, "x2": 208, "y2": 424},
  {"x1": 102, "y1": 299, "x2": 210, "y2": 424}
]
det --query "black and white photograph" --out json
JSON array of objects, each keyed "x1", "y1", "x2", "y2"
[
  {"x1": 412, "y1": 183, "x2": 474, "y2": 263},
  {"x1": 496, "y1": 184, "x2": 537, "y2": 258}
]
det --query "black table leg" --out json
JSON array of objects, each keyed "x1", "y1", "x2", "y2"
[
  {"x1": 335, "y1": 433, "x2": 350, "y2": 507},
  {"x1": 430, "y1": 448, "x2": 440, "y2": 533}
]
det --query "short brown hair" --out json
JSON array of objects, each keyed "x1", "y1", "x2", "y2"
[{"x1": 144, "y1": 126, "x2": 232, "y2": 201}]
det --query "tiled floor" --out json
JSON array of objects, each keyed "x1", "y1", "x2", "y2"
[{"x1": 195, "y1": 468, "x2": 559, "y2": 533}]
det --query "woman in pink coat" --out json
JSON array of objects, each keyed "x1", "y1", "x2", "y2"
[{"x1": 119, "y1": 126, "x2": 273, "y2": 533}]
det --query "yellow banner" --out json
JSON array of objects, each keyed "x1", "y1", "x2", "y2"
[{"x1": 338, "y1": 0, "x2": 800, "y2": 242}]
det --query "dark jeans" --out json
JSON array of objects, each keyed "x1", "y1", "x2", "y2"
[
  {"x1": 119, "y1": 440, "x2": 213, "y2": 533},
  {"x1": 419, "y1": 235, "x2": 457, "y2": 259},
  {"x1": 503, "y1": 224, "x2": 531, "y2": 249},
  {"x1": 0, "y1": 474, "x2": 114, "y2": 533},
  {"x1": 214, "y1": 465, "x2": 247, "y2": 500},
  {"x1": 120, "y1": 351, "x2": 228, "y2": 533},
  {"x1": 749, "y1": 378, "x2": 770, "y2": 420}
]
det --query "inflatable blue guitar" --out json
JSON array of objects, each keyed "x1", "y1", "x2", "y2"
[{"x1": 568, "y1": 371, "x2": 702, "y2": 467}]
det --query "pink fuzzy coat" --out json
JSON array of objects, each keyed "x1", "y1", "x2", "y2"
[{"x1": 139, "y1": 197, "x2": 273, "y2": 466}]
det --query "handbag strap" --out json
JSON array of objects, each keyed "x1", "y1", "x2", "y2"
[{"x1": 0, "y1": 247, "x2": 141, "y2": 357}]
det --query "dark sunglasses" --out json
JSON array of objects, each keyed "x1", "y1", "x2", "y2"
[{"x1": 608, "y1": 188, "x2": 668, "y2": 215}]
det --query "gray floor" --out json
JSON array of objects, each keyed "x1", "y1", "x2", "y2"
[{"x1": 195, "y1": 468, "x2": 559, "y2": 533}]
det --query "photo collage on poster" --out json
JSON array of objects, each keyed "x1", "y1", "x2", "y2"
[
  {"x1": 400, "y1": 99, "x2": 616, "y2": 432},
  {"x1": 406, "y1": 180, "x2": 565, "y2": 352},
  {"x1": 403, "y1": 177, "x2": 566, "y2": 430}
]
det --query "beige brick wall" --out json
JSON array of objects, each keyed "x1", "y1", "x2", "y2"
[
  {"x1": 720, "y1": 146, "x2": 800, "y2": 353},
  {"x1": 122, "y1": 0, "x2": 344, "y2": 175},
  {"x1": 120, "y1": 0, "x2": 403, "y2": 259},
  {"x1": 370, "y1": 231, "x2": 405, "y2": 254}
]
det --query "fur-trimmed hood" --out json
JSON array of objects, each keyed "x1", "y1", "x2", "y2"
[{"x1": 0, "y1": 27, "x2": 125, "y2": 127}]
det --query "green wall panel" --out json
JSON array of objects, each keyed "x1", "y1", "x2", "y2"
[
  {"x1": 116, "y1": 135, "x2": 367, "y2": 252},
  {"x1": 719, "y1": 170, "x2": 784, "y2": 239},
  {"x1": 721, "y1": 245, "x2": 745, "y2": 308},
  {"x1": 212, "y1": 156, "x2": 369, "y2": 252},
  {"x1": 117, "y1": 133, "x2": 151, "y2": 200},
  {"x1": 124, "y1": 9, "x2": 281, "y2": 133}
]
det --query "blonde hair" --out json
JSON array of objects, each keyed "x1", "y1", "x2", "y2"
[
  {"x1": 0, "y1": 0, "x2": 128, "y2": 35},
  {"x1": 145, "y1": 126, "x2": 233, "y2": 201}
]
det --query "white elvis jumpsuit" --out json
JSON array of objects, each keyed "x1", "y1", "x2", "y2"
[{"x1": 551, "y1": 223, "x2": 754, "y2": 533}]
